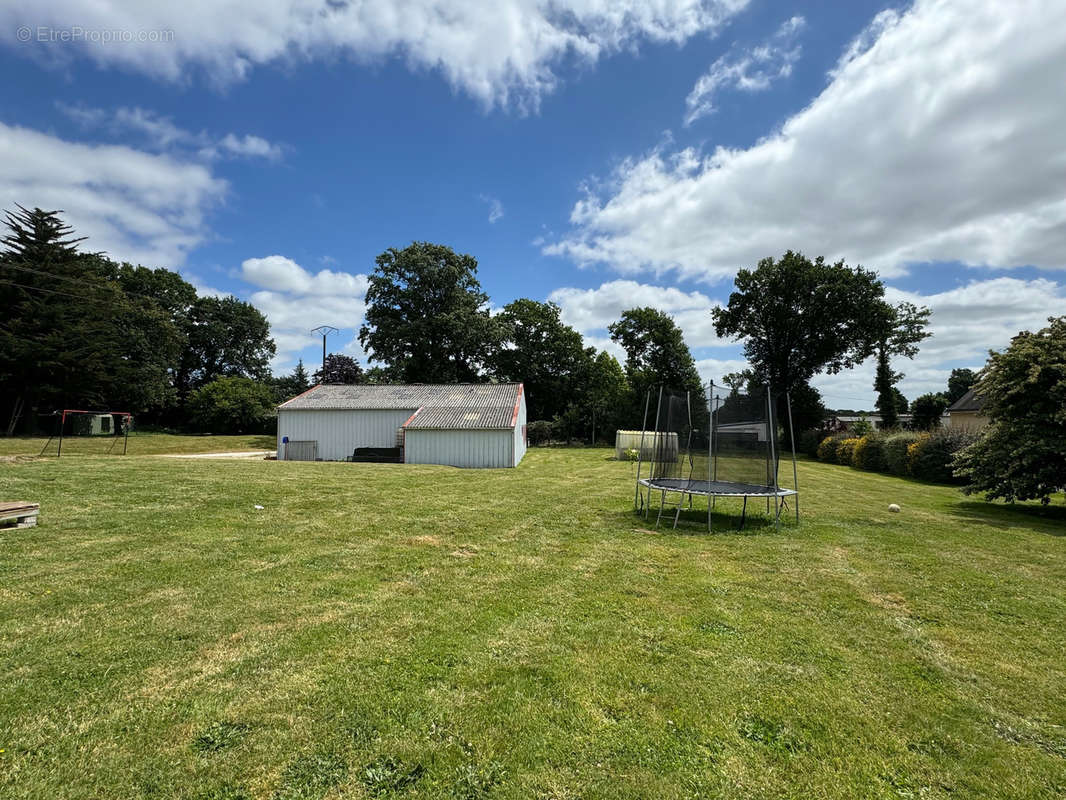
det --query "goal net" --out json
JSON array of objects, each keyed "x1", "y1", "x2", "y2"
[{"x1": 39, "y1": 410, "x2": 133, "y2": 457}]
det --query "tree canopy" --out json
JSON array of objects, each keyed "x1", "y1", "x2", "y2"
[
  {"x1": 871, "y1": 301, "x2": 930, "y2": 428},
  {"x1": 910, "y1": 393, "x2": 948, "y2": 430},
  {"x1": 313, "y1": 353, "x2": 364, "y2": 385},
  {"x1": 946, "y1": 368, "x2": 978, "y2": 404},
  {"x1": 609, "y1": 307, "x2": 702, "y2": 394},
  {"x1": 0, "y1": 207, "x2": 278, "y2": 434},
  {"x1": 188, "y1": 377, "x2": 276, "y2": 434},
  {"x1": 713, "y1": 251, "x2": 892, "y2": 392},
  {"x1": 0, "y1": 207, "x2": 181, "y2": 429},
  {"x1": 955, "y1": 316, "x2": 1066, "y2": 504},
  {"x1": 490, "y1": 299, "x2": 590, "y2": 421},
  {"x1": 360, "y1": 242, "x2": 497, "y2": 383}
]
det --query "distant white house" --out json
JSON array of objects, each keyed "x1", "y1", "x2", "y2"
[
  {"x1": 276, "y1": 383, "x2": 527, "y2": 468},
  {"x1": 946, "y1": 388, "x2": 987, "y2": 431}
]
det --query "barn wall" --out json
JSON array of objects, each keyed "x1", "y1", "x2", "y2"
[
  {"x1": 512, "y1": 391, "x2": 527, "y2": 467},
  {"x1": 277, "y1": 408, "x2": 414, "y2": 461},
  {"x1": 405, "y1": 429, "x2": 514, "y2": 468}
]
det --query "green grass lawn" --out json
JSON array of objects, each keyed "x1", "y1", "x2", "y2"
[
  {"x1": 0, "y1": 432, "x2": 276, "y2": 458},
  {"x1": 1, "y1": 448, "x2": 1064, "y2": 799}
]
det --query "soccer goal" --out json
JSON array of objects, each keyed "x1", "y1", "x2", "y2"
[{"x1": 39, "y1": 410, "x2": 133, "y2": 457}]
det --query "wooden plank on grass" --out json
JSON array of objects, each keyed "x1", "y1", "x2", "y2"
[{"x1": 0, "y1": 501, "x2": 39, "y2": 528}]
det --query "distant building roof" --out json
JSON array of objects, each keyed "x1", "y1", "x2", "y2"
[
  {"x1": 947, "y1": 388, "x2": 984, "y2": 413},
  {"x1": 278, "y1": 383, "x2": 522, "y2": 429}
]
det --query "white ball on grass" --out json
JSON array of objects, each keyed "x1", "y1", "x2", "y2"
[{"x1": 888, "y1": 503, "x2": 901, "y2": 513}]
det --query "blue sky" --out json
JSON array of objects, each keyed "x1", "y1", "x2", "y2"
[{"x1": 2, "y1": 0, "x2": 1065, "y2": 410}]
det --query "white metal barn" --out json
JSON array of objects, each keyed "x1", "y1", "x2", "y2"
[{"x1": 276, "y1": 383, "x2": 527, "y2": 468}]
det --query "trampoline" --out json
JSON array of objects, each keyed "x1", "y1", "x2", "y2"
[{"x1": 634, "y1": 382, "x2": 799, "y2": 531}]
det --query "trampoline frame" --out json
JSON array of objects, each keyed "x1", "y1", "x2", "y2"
[{"x1": 633, "y1": 382, "x2": 800, "y2": 532}]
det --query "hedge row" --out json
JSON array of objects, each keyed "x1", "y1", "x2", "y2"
[{"x1": 816, "y1": 429, "x2": 978, "y2": 484}]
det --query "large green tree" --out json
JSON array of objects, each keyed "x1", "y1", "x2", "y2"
[
  {"x1": 955, "y1": 317, "x2": 1066, "y2": 504},
  {"x1": 713, "y1": 251, "x2": 929, "y2": 430},
  {"x1": 871, "y1": 301, "x2": 930, "y2": 429},
  {"x1": 581, "y1": 350, "x2": 629, "y2": 444},
  {"x1": 713, "y1": 252, "x2": 887, "y2": 390},
  {"x1": 177, "y1": 295, "x2": 275, "y2": 399},
  {"x1": 0, "y1": 207, "x2": 181, "y2": 432},
  {"x1": 359, "y1": 242, "x2": 497, "y2": 383},
  {"x1": 490, "y1": 299, "x2": 591, "y2": 421},
  {"x1": 609, "y1": 307, "x2": 704, "y2": 428}
]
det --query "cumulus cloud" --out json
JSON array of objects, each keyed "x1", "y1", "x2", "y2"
[
  {"x1": 239, "y1": 255, "x2": 368, "y2": 371},
  {"x1": 241, "y1": 255, "x2": 368, "y2": 296},
  {"x1": 0, "y1": 120, "x2": 224, "y2": 267},
  {"x1": 4, "y1": 1, "x2": 750, "y2": 111},
  {"x1": 58, "y1": 103, "x2": 284, "y2": 161},
  {"x1": 685, "y1": 15, "x2": 805, "y2": 125},
  {"x1": 814, "y1": 276, "x2": 1066, "y2": 408},
  {"x1": 549, "y1": 0, "x2": 1066, "y2": 280},
  {"x1": 547, "y1": 278, "x2": 731, "y2": 364}
]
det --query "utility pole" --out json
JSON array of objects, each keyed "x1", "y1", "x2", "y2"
[{"x1": 310, "y1": 325, "x2": 338, "y2": 382}]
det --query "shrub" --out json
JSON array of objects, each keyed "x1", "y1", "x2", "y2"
[
  {"x1": 908, "y1": 429, "x2": 978, "y2": 484},
  {"x1": 187, "y1": 377, "x2": 275, "y2": 434},
  {"x1": 816, "y1": 433, "x2": 847, "y2": 463},
  {"x1": 526, "y1": 420, "x2": 553, "y2": 446},
  {"x1": 797, "y1": 429, "x2": 824, "y2": 459},
  {"x1": 852, "y1": 434, "x2": 888, "y2": 472},
  {"x1": 836, "y1": 437, "x2": 862, "y2": 467},
  {"x1": 884, "y1": 432, "x2": 921, "y2": 476}
]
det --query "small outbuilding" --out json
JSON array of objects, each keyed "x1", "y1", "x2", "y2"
[
  {"x1": 276, "y1": 383, "x2": 527, "y2": 468},
  {"x1": 946, "y1": 388, "x2": 987, "y2": 431}
]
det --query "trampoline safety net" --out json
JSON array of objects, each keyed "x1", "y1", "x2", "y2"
[{"x1": 634, "y1": 382, "x2": 798, "y2": 530}]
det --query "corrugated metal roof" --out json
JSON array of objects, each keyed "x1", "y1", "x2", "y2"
[
  {"x1": 279, "y1": 383, "x2": 521, "y2": 429},
  {"x1": 947, "y1": 387, "x2": 984, "y2": 413},
  {"x1": 404, "y1": 405, "x2": 514, "y2": 430}
]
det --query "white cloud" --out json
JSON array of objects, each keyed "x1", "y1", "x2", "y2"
[
  {"x1": 549, "y1": 0, "x2": 1066, "y2": 280},
  {"x1": 58, "y1": 103, "x2": 284, "y2": 161},
  {"x1": 480, "y1": 194, "x2": 505, "y2": 224},
  {"x1": 239, "y1": 255, "x2": 369, "y2": 371},
  {"x1": 0, "y1": 120, "x2": 224, "y2": 267},
  {"x1": 685, "y1": 15, "x2": 805, "y2": 125},
  {"x1": 241, "y1": 255, "x2": 368, "y2": 296},
  {"x1": 5, "y1": 1, "x2": 750, "y2": 111},
  {"x1": 548, "y1": 278, "x2": 730, "y2": 353},
  {"x1": 217, "y1": 133, "x2": 283, "y2": 160},
  {"x1": 814, "y1": 276, "x2": 1066, "y2": 409}
]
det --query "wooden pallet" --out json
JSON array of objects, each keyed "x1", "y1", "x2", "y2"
[{"x1": 0, "y1": 501, "x2": 39, "y2": 529}]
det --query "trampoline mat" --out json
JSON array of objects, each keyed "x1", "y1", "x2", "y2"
[{"x1": 640, "y1": 478, "x2": 797, "y2": 497}]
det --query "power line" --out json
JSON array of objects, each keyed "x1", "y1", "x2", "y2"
[
  {"x1": 0, "y1": 277, "x2": 95, "y2": 301},
  {"x1": 0, "y1": 262, "x2": 178, "y2": 306}
]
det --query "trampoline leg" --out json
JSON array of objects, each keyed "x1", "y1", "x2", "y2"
[
  {"x1": 774, "y1": 496, "x2": 781, "y2": 532},
  {"x1": 673, "y1": 494, "x2": 683, "y2": 529},
  {"x1": 655, "y1": 489, "x2": 667, "y2": 528},
  {"x1": 739, "y1": 496, "x2": 748, "y2": 530}
]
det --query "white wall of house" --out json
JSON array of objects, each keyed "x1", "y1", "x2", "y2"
[
  {"x1": 277, "y1": 408, "x2": 414, "y2": 461},
  {"x1": 404, "y1": 428, "x2": 515, "y2": 468},
  {"x1": 512, "y1": 391, "x2": 527, "y2": 467}
]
